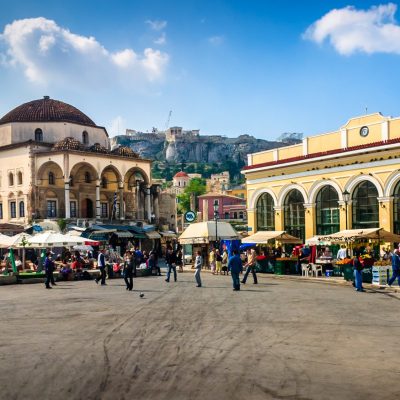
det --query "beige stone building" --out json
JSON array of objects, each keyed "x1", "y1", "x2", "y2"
[{"x1": 0, "y1": 96, "x2": 168, "y2": 228}]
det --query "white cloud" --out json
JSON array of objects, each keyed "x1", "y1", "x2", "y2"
[
  {"x1": 304, "y1": 3, "x2": 400, "y2": 55},
  {"x1": 107, "y1": 115, "x2": 126, "y2": 137},
  {"x1": 208, "y1": 35, "x2": 224, "y2": 46},
  {"x1": 0, "y1": 17, "x2": 169, "y2": 86},
  {"x1": 154, "y1": 32, "x2": 166, "y2": 45},
  {"x1": 145, "y1": 19, "x2": 167, "y2": 31}
]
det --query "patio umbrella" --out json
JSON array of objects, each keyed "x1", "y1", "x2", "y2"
[
  {"x1": 73, "y1": 245, "x2": 94, "y2": 251},
  {"x1": 28, "y1": 232, "x2": 97, "y2": 247}
]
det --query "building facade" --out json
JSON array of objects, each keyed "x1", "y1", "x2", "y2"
[
  {"x1": 243, "y1": 113, "x2": 400, "y2": 241},
  {"x1": 0, "y1": 97, "x2": 168, "y2": 228},
  {"x1": 198, "y1": 193, "x2": 246, "y2": 222}
]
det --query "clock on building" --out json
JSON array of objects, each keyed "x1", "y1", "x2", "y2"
[{"x1": 360, "y1": 126, "x2": 369, "y2": 137}]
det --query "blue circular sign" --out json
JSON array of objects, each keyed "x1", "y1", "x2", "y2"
[{"x1": 184, "y1": 211, "x2": 196, "y2": 223}]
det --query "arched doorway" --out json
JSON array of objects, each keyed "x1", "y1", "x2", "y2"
[
  {"x1": 393, "y1": 181, "x2": 400, "y2": 234},
  {"x1": 283, "y1": 189, "x2": 305, "y2": 241},
  {"x1": 316, "y1": 186, "x2": 340, "y2": 235},
  {"x1": 352, "y1": 181, "x2": 379, "y2": 229},
  {"x1": 256, "y1": 192, "x2": 275, "y2": 231},
  {"x1": 82, "y1": 198, "x2": 94, "y2": 218}
]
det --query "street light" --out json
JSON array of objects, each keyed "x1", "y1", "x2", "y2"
[
  {"x1": 342, "y1": 190, "x2": 350, "y2": 230},
  {"x1": 213, "y1": 200, "x2": 219, "y2": 248}
]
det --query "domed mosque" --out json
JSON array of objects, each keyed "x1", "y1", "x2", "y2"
[{"x1": 0, "y1": 96, "x2": 167, "y2": 230}]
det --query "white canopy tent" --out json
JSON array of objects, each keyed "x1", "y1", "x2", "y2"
[
  {"x1": 242, "y1": 230, "x2": 301, "y2": 244},
  {"x1": 318, "y1": 228, "x2": 400, "y2": 243},
  {"x1": 0, "y1": 233, "x2": 32, "y2": 249},
  {"x1": 26, "y1": 232, "x2": 97, "y2": 248},
  {"x1": 179, "y1": 221, "x2": 239, "y2": 244},
  {"x1": 305, "y1": 236, "x2": 331, "y2": 246}
]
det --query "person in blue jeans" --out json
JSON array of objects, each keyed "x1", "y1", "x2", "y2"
[
  {"x1": 353, "y1": 253, "x2": 364, "y2": 292},
  {"x1": 388, "y1": 248, "x2": 400, "y2": 287},
  {"x1": 229, "y1": 249, "x2": 243, "y2": 291},
  {"x1": 165, "y1": 247, "x2": 177, "y2": 282}
]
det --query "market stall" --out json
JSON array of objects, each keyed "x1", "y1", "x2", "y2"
[
  {"x1": 242, "y1": 231, "x2": 301, "y2": 274},
  {"x1": 178, "y1": 222, "x2": 240, "y2": 267},
  {"x1": 318, "y1": 228, "x2": 400, "y2": 283}
]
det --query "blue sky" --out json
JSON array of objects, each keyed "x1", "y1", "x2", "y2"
[{"x1": 1, "y1": 1, "x2": 400, "y2": 139}]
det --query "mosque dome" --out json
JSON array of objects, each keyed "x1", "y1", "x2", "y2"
[{"x1": 0, "y1": 96, "x2": 97, "y2": 127}]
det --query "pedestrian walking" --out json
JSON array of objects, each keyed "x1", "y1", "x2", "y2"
[
  {"x1": 388, "y1": 248, "x2": 400, "y2": 287},
  {"x1": 95, "y1": 248, "x2": 107, "y2": 285},
  {"x1": 215, "y1": 249, "x2": 222, "y2": 275},
  {"x1": 44, "y1": 252, "x2": 56, "y2": 289},
  {"x1": 194, "y1": 250, "x2": 202, "y2": 287},
  {"x1": 165, "y1": 247, "x2": 177, "y2": 282},
  {"x1": 134, "y1": 246, "x2": 143, "y2": 277},
  {"x1": 222, "y1": 249, "x2": 228, "y2": 275},
  {"x1": 176, "y1": 248, "x2": 183, "y2": 273},
  {"x1": 242, "y1": 248, "x2": 258, "y2": 284},
  {"x1": 149, "y1": 251, "x2": 161, "y2": 276},
  {"x1": 209, "y1": 248, "x2": 216, "y2": 274},
  {"x1": 229, "y1": 249, "x2": 243, "y2": 291},
  {"x1": 353, "y1": 252, "x2": 364, "y2": 292},
  {"x1": 123, "y1": 251, "x2": 134, "y2": 291}
]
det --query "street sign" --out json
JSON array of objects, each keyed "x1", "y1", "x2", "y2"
[
  {"x1": 247, "y1": 226, "x2": 252, "y2": 231},
  {"x1": 184, "y1": 211, "x2": 196, "y2": 223}
]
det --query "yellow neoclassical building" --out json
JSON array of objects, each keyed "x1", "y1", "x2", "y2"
[{"x1": 243, "y1": 112, "x2": 400, "y2": 242}]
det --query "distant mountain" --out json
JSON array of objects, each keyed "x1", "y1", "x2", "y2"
[{"x1": 110, "y1": 128, "x2": 302, "y2": 181}]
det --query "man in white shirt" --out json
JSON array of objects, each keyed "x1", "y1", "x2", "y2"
[{"x1": 337, "y1": 245, "x2": 347, "y2": 260}]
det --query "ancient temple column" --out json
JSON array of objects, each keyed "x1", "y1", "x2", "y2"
[
  {"x1": 119, "y1": 181, "x2": 125, "y2": 220},
  {"x1": 96, "y1": 179, "x2": 101, "y2": 220},
  {"x1": 64, "y1": 181, "x2": 70, "y2": 219}
]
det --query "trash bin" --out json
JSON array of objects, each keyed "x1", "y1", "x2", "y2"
[
  {"x1": 342, "y1": 264, "x2": 354, "y2": 281},
  {"x1": 275, "y1": 260, "x2": 285, "y2": 275},
  {"x1": 362, "y1": 267, "x2": 373, "y2": 284}
]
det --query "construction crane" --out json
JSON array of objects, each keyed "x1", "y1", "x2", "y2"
[{"x1": 164, "y1": 110, "x2": 172, "y2": 131}]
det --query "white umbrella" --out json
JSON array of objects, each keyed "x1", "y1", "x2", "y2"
[
  {"x1": 28, "y1": 232, "x2": 96, "y2": 247},
  {"x1": 0, "y1": 233, "x2": 32, "y2": 248},
  {"x1": 73, "y1": 244, "x2": 94, "y2": 251}
]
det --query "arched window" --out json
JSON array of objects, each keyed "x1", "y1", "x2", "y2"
[
  {"x1": 256, "y1": 193, "x2": 275, "y2": 231},
  {"x1": 393, "y1": 181, "x2": 400, "y2": 234},
  {"x1": 19, "y1": 201, "x2": 25, "y2": 217},
  {"x1": 48, "y1": 172, "x2": 55, "y2": 185},
  {"x1": 8, "y1": 172, "x2": 14, "y2": 187},
  {"x1": 35, "y1": 128, "x2": 43, "y2": 142},
  {"x1": 283, "y1": 189, "x2": 305, "y2": 241},
  {"x1": 101, "y1": 177, "x2": 108, "y2": 189},
  {"x1": 84, "y1": 172, "x2": 91, "y2": 183},
  {"x1": 17, "y1": 171, "x2": 23, "y2": 185},
  {"x1": 82, "y1": 131, "x2": 89, "y2": 145},
  {"x1": 316, "y1": 186, "x2": 340, "y2": 235},
  {"x1": 352, "y1": 181, "x2": 379, "y2": 229}
]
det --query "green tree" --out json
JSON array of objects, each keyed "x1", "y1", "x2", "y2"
[{"x1": 176, "y1": 178, "x2": 206, "y2": 213}]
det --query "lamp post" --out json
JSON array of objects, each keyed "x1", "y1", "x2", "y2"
[
  {"x1": 213, "y1": 200, "x2": 219, "y2": 248},
  {"x1": 342, "y1": 190, "x2": 350, "y2": 230}
]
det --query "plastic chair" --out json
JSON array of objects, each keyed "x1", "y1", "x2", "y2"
[
  {"x1": 311, "y1": 263, "x2": 323, "y2": 277},
  {"x1": 301, "y1": 263, "x2": 311, "y2": 277}
]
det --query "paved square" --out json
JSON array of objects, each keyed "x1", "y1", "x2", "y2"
[{"x1": 1, "y1": 273, "x2": 400, "y2": 400}]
